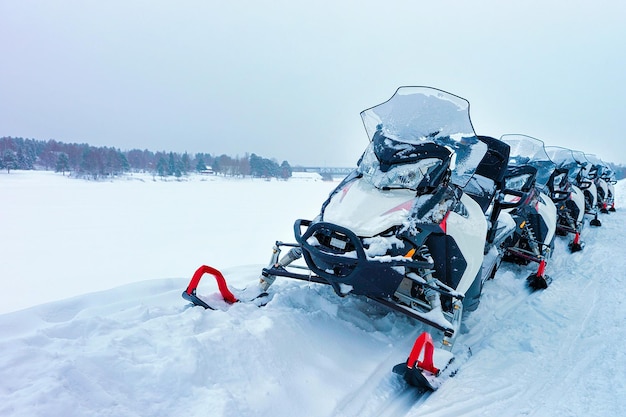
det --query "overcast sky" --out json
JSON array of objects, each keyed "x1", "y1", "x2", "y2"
[{"x1": 2, "y1": 1, "x2": 625, "y2": 167}]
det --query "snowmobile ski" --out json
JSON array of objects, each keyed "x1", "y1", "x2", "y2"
[
  {"x1": 393, "y1": 331, "x2": 463, "y2": 391},
  {"x1": 182, "y1": 265, "x2": 268, "y2": 310}
]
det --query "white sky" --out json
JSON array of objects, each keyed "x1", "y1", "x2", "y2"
[{"x1": 1, "y1": 0, "x2": 625, "y2": 167}]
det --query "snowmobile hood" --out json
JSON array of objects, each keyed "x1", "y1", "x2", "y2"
[{"x1": 322, "y1": 178, "x2": 417, "y2": 237}]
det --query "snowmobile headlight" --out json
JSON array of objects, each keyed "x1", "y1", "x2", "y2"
[{"x1": 359, "y1": 155, "x2": 443, "y2": 191}]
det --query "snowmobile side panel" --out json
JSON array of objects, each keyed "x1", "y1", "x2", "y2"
[
  {"x1": 537, "y1": 192, "x2": 557, "y2": 247},
  {"x1": 445, "y1": 193, "x2": 488, "y2": 296},
  {"x1": 570, "y1": 185, "x2": 585, "y2": 224}
]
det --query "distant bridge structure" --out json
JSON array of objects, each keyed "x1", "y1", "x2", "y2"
[{"x1": 292, "y1": 166, "x2": 355, "y2": 176}]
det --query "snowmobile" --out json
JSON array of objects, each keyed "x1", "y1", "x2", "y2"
[
  {"x1": 545, "y1": 146, "x2": 587, "y2": 252},
  {"x1": 603, "y1": 168, "x2": 617, "y2": 212},
  {"x1": 462, "y1": 135, "x2": 516, "y2": 280},
  {"x1": 498, "y1": 135, "x2": 558, "y2": 289},
  {"x1": 585, "y1": 154, "x2": 612, "y2": 214},
  {"x1": 256, "y1": 87, "x2": 508, "y2": 390},
  {"x1": 570, "y1": 150, "x2": 602, "y2": 226}
]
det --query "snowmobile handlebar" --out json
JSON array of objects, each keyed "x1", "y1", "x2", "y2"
[
  {"x1": 292, "y1": 219, "x2": 434, "y2": 297},
  {"x1": 498, "y1": 188, "x2": 529, "y2": 209}
]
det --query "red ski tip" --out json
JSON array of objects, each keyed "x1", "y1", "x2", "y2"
[
  {"x1": 406, "y1": 332, "x2": 440, "y2": 375},
  {"x1": 185, "y1": 265, "x2": 238, "y2": 304}
]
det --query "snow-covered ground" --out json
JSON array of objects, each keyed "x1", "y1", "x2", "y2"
[{"x1": 1, "y1": 171, "x2": 625, "y2": 417}]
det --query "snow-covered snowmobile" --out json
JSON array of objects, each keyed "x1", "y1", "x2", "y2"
[
  {"x1": 603, "y1": 168, "x2": 617, "y2": 212},
  {"x1": 585, "y1": 154, "x2": 612, "y2": 214},
  {"x1": 258, "y1": 87, "x2": 502, "y2": 390},
  {"x1": 545, "y1": 146, "x2": 587, "y2": 252},
  {"x1": 463, "y1": 135, "x2": 515, "y2": 279},
  {"x1": 498, "y1": 135, "x2": 558, "y2": 289},
  {"x1": 571, "y1": 150, "x2": 602, "y2": 226}
]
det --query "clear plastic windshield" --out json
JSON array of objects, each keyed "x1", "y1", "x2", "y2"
[
  {"x1": 570, "y1": 150, "x2": 592, "y2": 179},
  {"x1": 585, "y1": 154, "x2": 608, "y2": 177},
  {"x1": 359, "y1": 86, "x2": 487, "y2": 187},
  {"x1": 500, "y1": 134, "x2": 556, "y2": 188},
  {"x1": 545, "y1": 146, "x2": 582, "y2": 183}
]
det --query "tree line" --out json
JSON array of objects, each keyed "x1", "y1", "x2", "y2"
[{"x1": 0, "y1": 137, "x2": 293, "y2": 179}]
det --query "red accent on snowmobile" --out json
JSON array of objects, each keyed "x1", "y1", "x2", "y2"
[
  {"x1": 185, "y1": 265, "x2": 238, "y2": 304},
  {"x1": 536, "y1": 259, "x2": 547, "y2": 278},
  {"x1": 406, "y1": 331, "x2": 440, "y2": 375},
  {"x1": 573, "y1": 232, "x2": 581, "y2": 245},
  {"x1": 438, "y1": 211, "x2": 450, "y2": 234},
  {"x1": 382, "y1": 199, "x2": 415, "y2": 216}
]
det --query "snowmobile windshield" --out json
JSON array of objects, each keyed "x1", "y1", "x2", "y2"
[
  {"x1": 546, "y1": 146, "x2": 581, "y2": 184},
  {"x1": 585, "y1": 154, "x2": 607, "y2": 177},
  {"x1": 500, "y1": 134, "x2": 556, "y2": 188},
  {"x1": 571, "y1": 150, "x2": 592, "y2": 181},
  {"x1": 360, "y1": 86, "x2": 487, "y2": 188}
]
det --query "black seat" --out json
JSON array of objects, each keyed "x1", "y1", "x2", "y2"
[{"x1": 465, "y1": 136, "x2": 511, "y2": 213}]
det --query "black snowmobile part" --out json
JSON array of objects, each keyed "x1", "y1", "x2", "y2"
[
  {"x1": 182, "y1": 290, "x2": 215, "y2": 310},
  {"x1": 261, "y1": 264, "x2": 459, "y2": 335},
  {"x1": 569, "y1": 241, "x2": 584, "y2": 253},
  {"x1": 466, "y1": 135, "x2": 511, "y2": 228},
  {"x1": 498, "y1": 166, "x2": 540, "y2": 212},
  {"x1": 589, "y1": 215, "x2": 602, "y2": 227},
  {"x1": 475, "y1": 136, "x2": 511, "y2": 187},
  {"x1": 293, "y1": 219, "x2": 434, "y2": 299},
  {"x1": 373, "y1": 133, "x2": 452, "y2": 178},
  {"x1": 261, "y1": 237, "x2": 461, "y2": 336},
  {"x1": 525, "y1": 260, "x2": 552, "y2": 290},
  {"x1": 547, "y1": 167, "x2": 572, "y2": 202},
  {"x1": 505, "y1": 243, "x2": 550, "y2": 264},
  {"x1": 527, "y1": 274, "x2": 553, "y2": 290}
]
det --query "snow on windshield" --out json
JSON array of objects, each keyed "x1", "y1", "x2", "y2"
[
  {"x1": 357, "y1": 142, "x2": 442, "y2": 190},
  {"x1": 360, "y1": 87, "x2": 487, "y2": 187}
]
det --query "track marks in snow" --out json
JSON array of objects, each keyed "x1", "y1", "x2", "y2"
[{"x1": 413, "y1": 208, "x2": 626, "y2": 417}]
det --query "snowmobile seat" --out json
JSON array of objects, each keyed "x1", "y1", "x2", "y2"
[
  {"x1": 464, "y1": 136, "x2": 511, "y2": 213},
  {"x1": 475, "y1": 136, "x2": 511, "y2": 186}
]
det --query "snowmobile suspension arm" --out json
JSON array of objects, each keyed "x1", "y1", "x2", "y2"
[{"x1": 371, "y1": 296, "x2": 455, "y2": 336}]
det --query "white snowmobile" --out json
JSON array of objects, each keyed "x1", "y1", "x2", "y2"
[
  {"x1": 258, "y1": 87, "x2": 504, "y2": 390},
  {"x1": 571, "y1": 150, "x2": 602, "y2": 227},
  {"x1": 545, "y1": 146, "x2": 587, "y2": 252},
  {"x1": 585, "y1": 154, "x2": 612, "y2": 214},
  {"x1": 498, "y1": 135, "x2": 558, "y2": 289},
  {"x1": 602, "y1": 168, "x2": 617, "y2": 212},
  {"x1": 463, "y1": 135, "x2": 516, "y2": 281}
]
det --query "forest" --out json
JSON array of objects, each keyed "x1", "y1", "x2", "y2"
[
  {"x1": 0, "y1": 137, "x2": 293, "y2": 179},
  {"x1": 2, "y1": 136, "x2": 625, "y2": 181}
]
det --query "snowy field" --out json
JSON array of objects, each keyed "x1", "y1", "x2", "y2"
[{"x1": 1, "y1": 170, "x2": 625, "y2": 417}]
